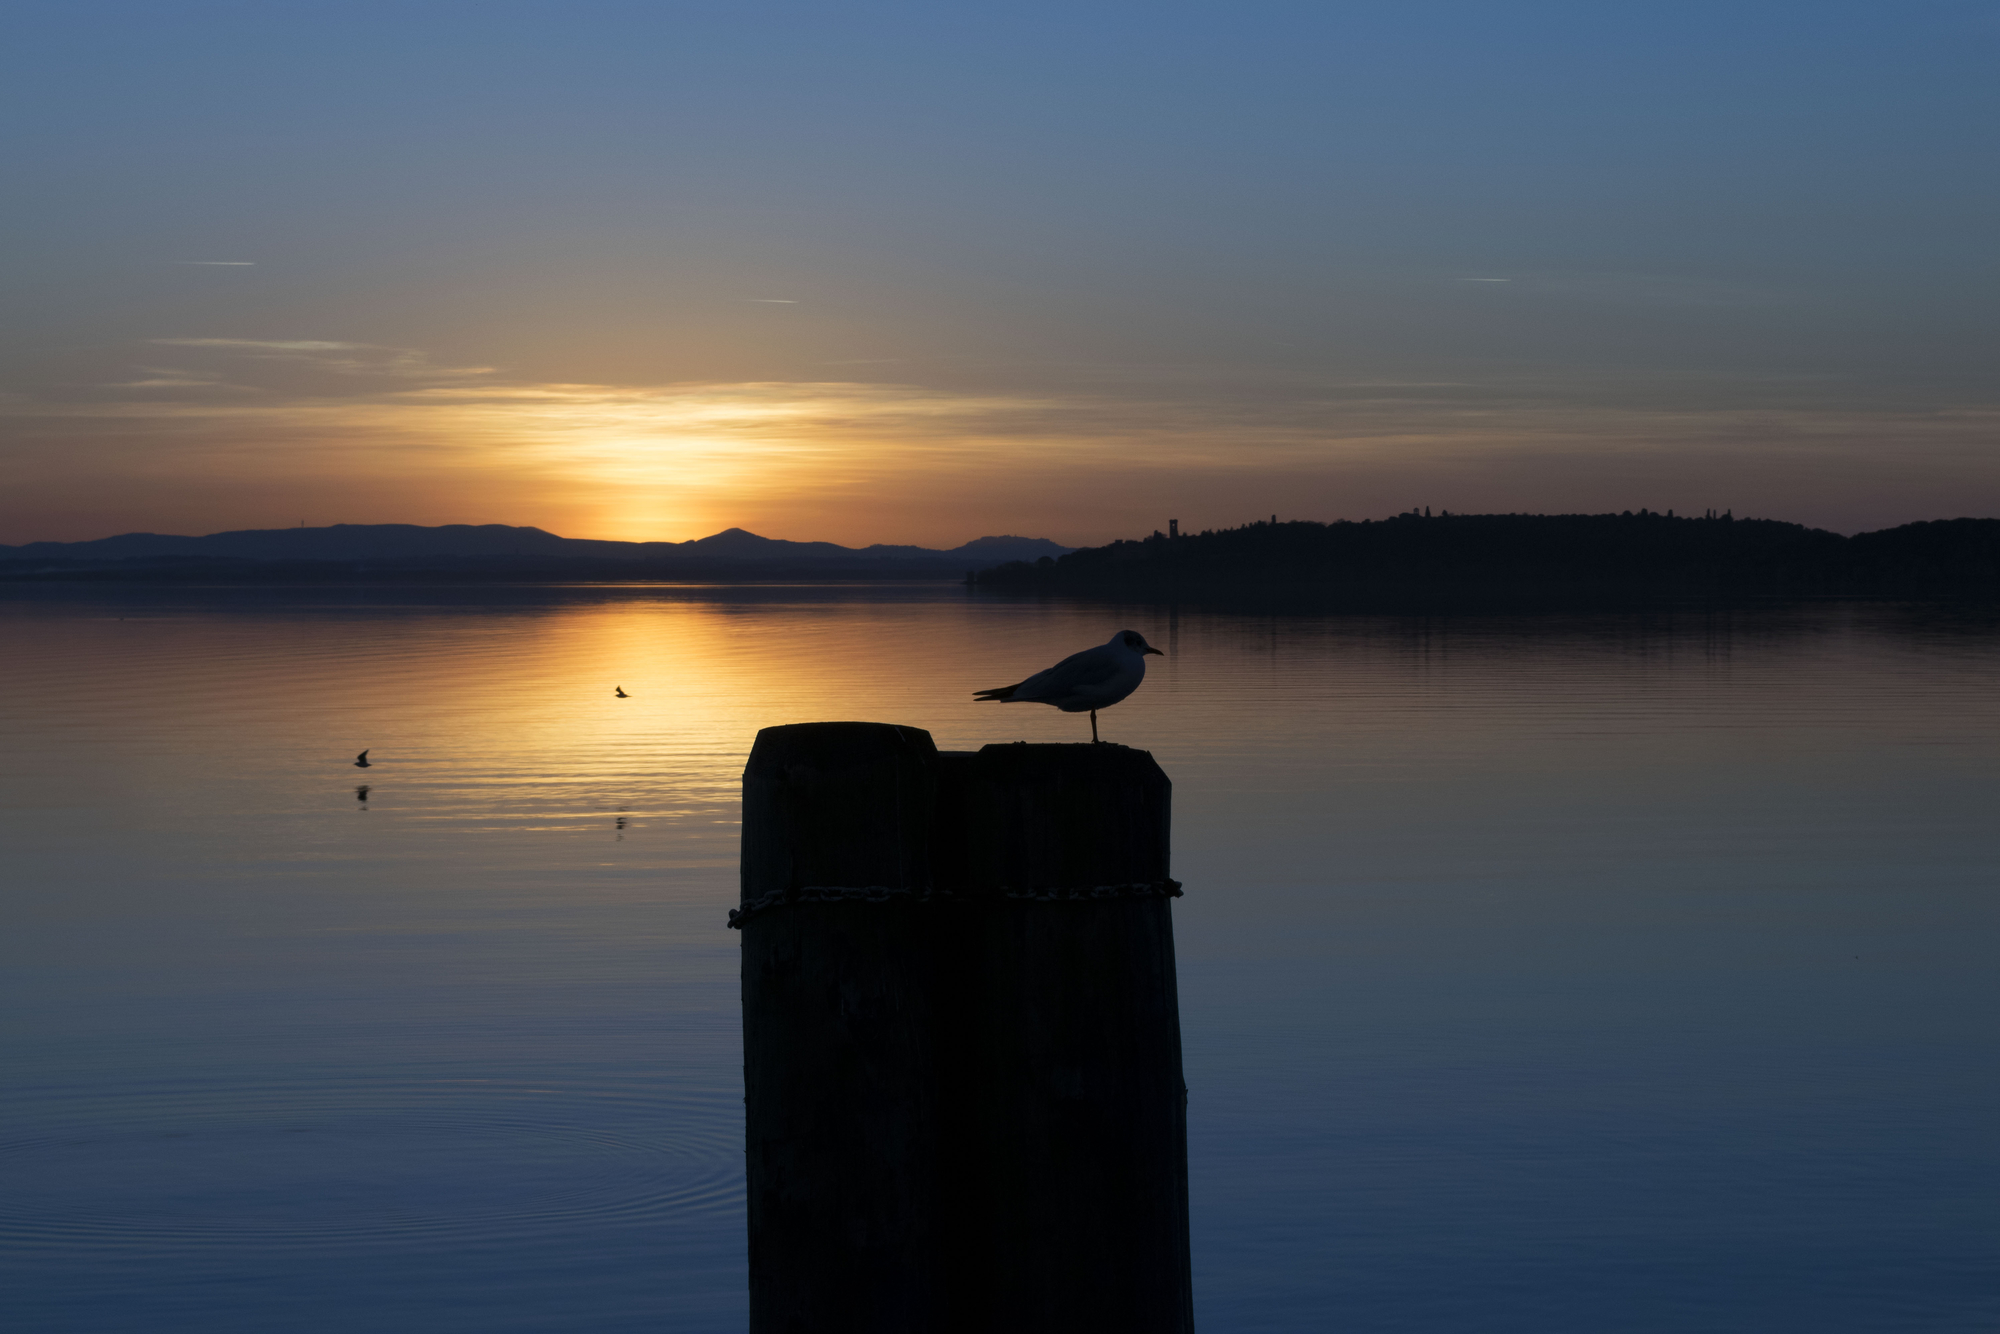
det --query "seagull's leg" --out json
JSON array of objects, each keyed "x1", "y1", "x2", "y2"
[{"x1": 1091, "y1": 709, "x2": 1099, "y2": 743}]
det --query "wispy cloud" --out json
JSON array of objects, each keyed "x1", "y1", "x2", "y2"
[
  {"x1": 155, "y1": 339, "x2": 357, "y2": 351},
  {"x1": 97, "y1": 377, "x2": 258, "y2": 392},
  {"x1": 91, "y1": 365, "x2": 258, "y2": 394},
  {"x1": 146, "y1": 338, "x2": 496, "y2": 384}
]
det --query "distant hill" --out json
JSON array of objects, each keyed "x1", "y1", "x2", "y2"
[
  {"x1": 973, "y1": 511, "x2": 2000, "y2": 608},
  {"x1": 0, "y1": 524, "x2": 1074, "y2": 583}
]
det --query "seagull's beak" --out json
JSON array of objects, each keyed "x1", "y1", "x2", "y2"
[{"x1": 1144, "y1": 646, "x2": 1164, "y2": 656}]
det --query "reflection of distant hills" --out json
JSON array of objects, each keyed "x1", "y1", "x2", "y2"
[
  {"x1": 975, "y1": 512, "x2": 2000, "y2": 608},
  {"x1": 0, "y1": 524, "x2": 1073, "y2": 583}
]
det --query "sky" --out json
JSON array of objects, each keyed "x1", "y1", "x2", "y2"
[{"x1": 3, "y1": 1, "x2": 1997, "y2": 547}]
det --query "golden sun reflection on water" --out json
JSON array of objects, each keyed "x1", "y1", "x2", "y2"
[{"x1": 5, "y1": 591, "x2": 1154, "y2": 854}]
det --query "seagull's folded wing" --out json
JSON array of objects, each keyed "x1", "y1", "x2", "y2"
[{"x1": 1012, "y1": 646, "x2": 1123, "y2": 702}]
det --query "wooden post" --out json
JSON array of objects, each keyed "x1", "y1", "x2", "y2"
[
  {"x1": 737, "y1": 723, "x2": 1193, "y2": 1333},
  {"x1": 737, "y1": 722, "x2": 944, "y2": 1327}
]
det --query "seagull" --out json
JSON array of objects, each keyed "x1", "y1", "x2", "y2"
[
  {"x1": 974, "y1": 629, "x2": 1164, "y2": 743},
  {"x1": 354, "y1": 749, "x2": 372, "y2": 768},
  {"x1": 615, "y1": 686, "x2": 629, "y2": 698}
]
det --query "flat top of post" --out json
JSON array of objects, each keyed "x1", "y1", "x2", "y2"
[
  {"x1": 944, "y1": 741, "x2": 1167, "y2": 785},
  {"x1": 746, "y1": 721, "x2": 939, "y2": 775}
]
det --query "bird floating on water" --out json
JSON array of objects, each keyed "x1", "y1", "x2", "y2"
[
  {"x1": 615, "y1": 686, "x2": 629, "y2": 698},
  {"x1": 974, "y1": 629, "x2": 1164, "y2": 743},
  {"x1": 354, "y1": 749, "x2": 372, "y2": 768}
]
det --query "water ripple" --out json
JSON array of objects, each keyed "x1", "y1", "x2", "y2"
[{"x1": 0, "y1": 1077, "x2": 743, "y2": 1255}]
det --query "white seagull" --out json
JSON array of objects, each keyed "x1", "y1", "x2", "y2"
[{"x1": 974, "y1": 629, "x2": 1164, "y2": 743}]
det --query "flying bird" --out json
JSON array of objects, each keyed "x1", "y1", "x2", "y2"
[
  {"x1": 354, "y1": 750, "x2": 372, "y2": 768},
  {"x1": 974, "y1": 629, "x2": 1164, "y2": 743},
  {"x1": 615, "y1": 686, "x2": 629, "y2": 698}
]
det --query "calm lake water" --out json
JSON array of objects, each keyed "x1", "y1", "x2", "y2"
[{"x1": 3, "y1": 584, "x2": 1997, "y2": 1332}]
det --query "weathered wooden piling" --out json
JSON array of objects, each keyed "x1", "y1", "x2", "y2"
[{"x1": 737, "y1": 722, "x2": 1193, "y2": 1333}]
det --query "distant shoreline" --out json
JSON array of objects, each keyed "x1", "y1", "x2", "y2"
[
  {"x1": 0, "y1": 521, "x2": 1065, "y2": 587},
  {"x1": 972, "y1": 512, "x2": 2000, "y2": 609},
  {"x1": 10, "y1": 512, "x2": 1998, "y2": 606},
  {"x1": 0, "y1": 557, "x2": 979, "y2": 586}
]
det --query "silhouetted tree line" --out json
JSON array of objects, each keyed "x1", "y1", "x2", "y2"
[{"x1": 972, "y1": 512, "x2": 2000, "y2": 608}]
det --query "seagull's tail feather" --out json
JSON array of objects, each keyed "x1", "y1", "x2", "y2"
[{"x1": 973, "y1": 683, "x2": 1021, "y2": 702}]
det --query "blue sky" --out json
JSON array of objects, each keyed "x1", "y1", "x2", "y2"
[{"x1": 4, "y1": 2, "x2": 1996, "y2": 543}]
